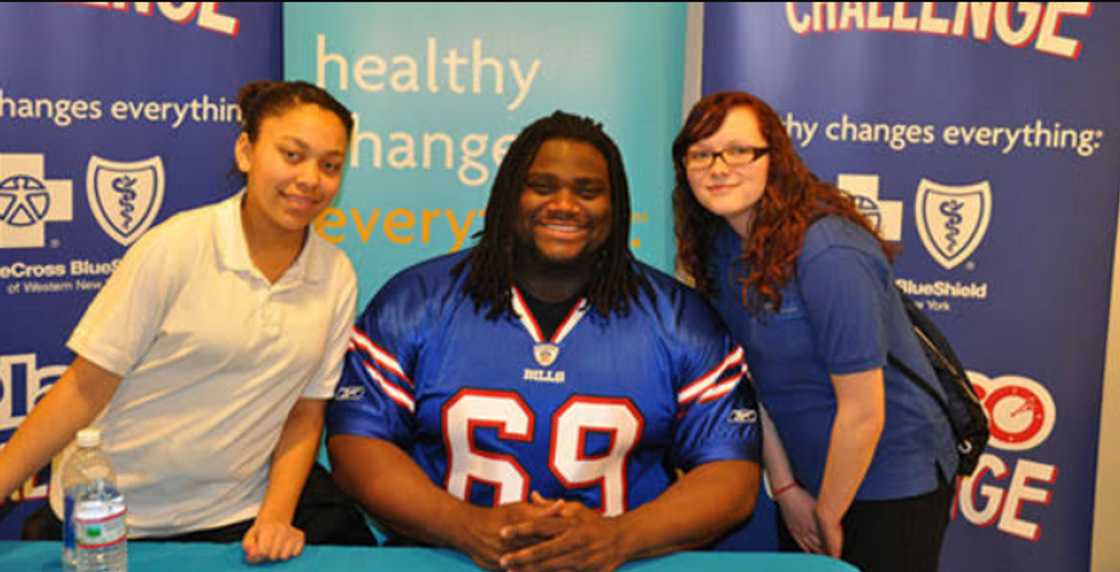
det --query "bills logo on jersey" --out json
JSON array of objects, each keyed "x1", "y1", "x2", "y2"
[
  {"x1": 87, "y1": 155, "x2": 165, "y2": 246},
  {"x1": 915, "y1": 178, "x2": 991, "y2": 270},
  {"x1": 533, "y1": 343, "x2": 559, "y2": 367},
  {"x1": 523, "y1": 368, "x2": 565, "y2": 383}
]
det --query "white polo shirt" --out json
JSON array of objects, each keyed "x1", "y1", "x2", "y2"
[{"x1": 50, "y1": 190, "x2": 357, "y2": 537}]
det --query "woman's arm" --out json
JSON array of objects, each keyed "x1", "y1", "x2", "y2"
[
  {"x1": 242, "y1": 397, "x2": 327, "y2": 563},
  {"x1": 0, "y1": 357, "x2": 122, "y2": 501},
  {"x1": 759, "y1": 405, "x2": 796, "y2": 488},
  {"x1": 814, "y1": 368, "x2": 886, "y2": 557},
  {"x1": 759, "y1": 406, "x2": 822, "y2": 553}
]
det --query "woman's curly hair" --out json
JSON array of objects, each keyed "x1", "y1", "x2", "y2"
[{"x1": 672, "y1": 91, "x2": 894, "y2": 312}]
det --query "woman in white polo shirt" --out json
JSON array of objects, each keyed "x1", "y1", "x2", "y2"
[{"x1": 0, "y1": 80, "x2": 371, "y2": 562}]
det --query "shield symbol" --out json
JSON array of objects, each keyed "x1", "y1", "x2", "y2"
[
  {"x1": 86, "y1": 155, "x2": 165, "y2": 246},
  {"x1": 533, "y1": 343, "x2": 559, "y2": 367},
  {"x1": 915, "y1": 179, "x2": 991, "y2": 270}
]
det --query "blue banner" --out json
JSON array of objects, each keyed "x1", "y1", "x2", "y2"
[
  {"x1": 701, "y1": 2, "x2": 1118, "y2": 569},
  {"x1": 0, "y1": 2, "x2": 280, "y2": 538},
  {"x1": 284, "y1": 2, "x2": 687, "y2": 303}
]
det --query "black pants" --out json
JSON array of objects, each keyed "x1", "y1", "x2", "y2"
[
  {"x1": 778, "y1": 476, "x2": 953, "y2": 572},
  {"x1": 22, "y1": 463, "x2": 376, "y2": 546}
]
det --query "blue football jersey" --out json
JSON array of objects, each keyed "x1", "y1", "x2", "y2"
[{"x1": 327, "y1": 251, "x2": 760, "y2": 516}]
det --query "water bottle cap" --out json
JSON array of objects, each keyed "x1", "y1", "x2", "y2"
[{"x1": 76, "y1": 428, "x2": 101, "y2": 448}]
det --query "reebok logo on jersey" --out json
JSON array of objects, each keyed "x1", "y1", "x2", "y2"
[
  {"x1": 728, "y1": 408, "x2": 757, "y2": 424},
  {"x1": 335, "y1": 386, "x2": 366, "y2": 401}
]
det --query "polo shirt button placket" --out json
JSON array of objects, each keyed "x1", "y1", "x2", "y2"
[
  {"x1": 262, "y1": 293, "x2": 280, "y2": 338},
  {"x1": 261, "y1": 285, "x2": 280, "y2": 337}
]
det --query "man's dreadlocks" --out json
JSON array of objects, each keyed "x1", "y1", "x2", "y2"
[{"x1": 452, "y1": 110, "x2": 652, "y2": 320}]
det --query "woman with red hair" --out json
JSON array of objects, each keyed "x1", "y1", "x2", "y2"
[{"x1": 672, "y1": 91, "x2": 956, "y2": 572}]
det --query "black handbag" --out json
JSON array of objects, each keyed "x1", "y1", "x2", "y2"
[{"x1": 888, "y1": 286, "x2": 990, "y2": 476}]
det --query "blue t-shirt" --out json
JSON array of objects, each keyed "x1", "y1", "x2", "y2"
[
  {"x1": 328, "y1": 251, "x2": 761, "y2": 518},
  {"x1": 710, "y1": 216, "x2": 957, "y2": 500}
]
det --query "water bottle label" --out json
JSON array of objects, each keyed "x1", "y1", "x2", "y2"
[
  {"x1": 63, "y1": 495, "x2": 76, "y2": 551},
  {"x1": 75, "y1": 508, "x2": 127, "y2": 548}
]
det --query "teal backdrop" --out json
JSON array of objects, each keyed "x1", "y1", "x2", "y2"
[{"x1": 284, "y1": 2, "x2": 686, "y2": 303}]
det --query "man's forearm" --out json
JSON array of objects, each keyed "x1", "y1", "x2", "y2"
[
  {"x1": 327, "y1": 435, "x2": 472, "y2": 548},
  {"x1": 614, "y1": 459, "x2": 759, "y2": 561}
]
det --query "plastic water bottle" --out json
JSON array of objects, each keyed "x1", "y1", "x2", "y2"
[
  {"x1": 62, "y1": 428, "x2": 128, "y2": 572},
  {"x1": 61, "y1": 431, "x2": 101, "y2": 569}
]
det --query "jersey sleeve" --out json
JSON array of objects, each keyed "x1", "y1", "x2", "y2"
[
  {"x1": 67, "y1": 220, "x2": 183, "y2": 376},
  {"x1": 326, "y1": 269, "x2": 430, "y2": 445},
  {"x1": 668, "y1": 291, "x2": 762, "y2": 471},
  {"x1": 300, "y1": 255, "x2": 358, "y2": 399},
  {"x1": 797, "y1": 244, "x2": 890, "y2": 375}
]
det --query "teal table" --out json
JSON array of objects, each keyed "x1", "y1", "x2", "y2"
[{"x1": 0, "y1": 541, "x2": 859, "y2": 571}]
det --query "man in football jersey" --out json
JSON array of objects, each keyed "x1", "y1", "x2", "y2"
[{"x1": 326, "y1": 111, "x2": 761, "y2": 571}]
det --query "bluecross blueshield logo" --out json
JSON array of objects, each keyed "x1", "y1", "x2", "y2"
[
  {"x1": 837, "y1": 173, "x2": 902, "y2": 241},
  {"x1": 0, "y1": 154, "x2": 73, "y2": 249},
  {"x1": 915, "y1": 179, "x2": 992, "y2": 270},
  {"x1": 87, "y1": 155, "x2": 165, "y2": 246}
]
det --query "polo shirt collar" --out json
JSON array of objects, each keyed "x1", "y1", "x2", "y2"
[
  {"x1": 715, "y1": 220, "x2": 742, "y2": 257},
  {"x1": 291, "y1": 226, "x2": 330, "y2": 285},
  {"x1": 213, "y1": 189, "x2": 329, "y2": 285}
]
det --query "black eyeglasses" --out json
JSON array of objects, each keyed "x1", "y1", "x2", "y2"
[{"x1": 684, "y1": 145, "x2": 770, "y2": 171}]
